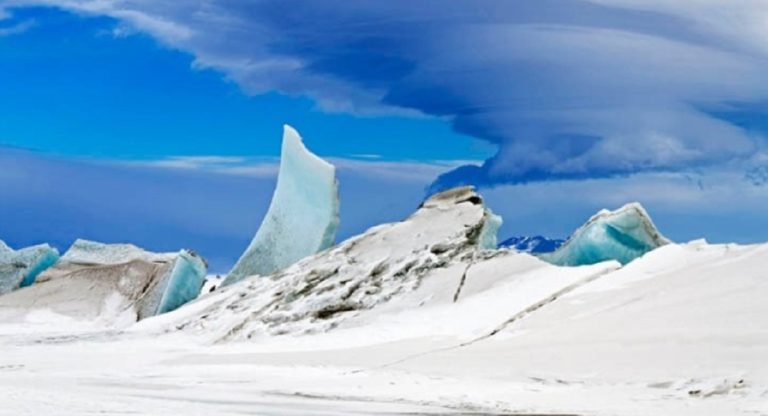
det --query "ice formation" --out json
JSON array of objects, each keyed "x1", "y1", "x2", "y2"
[
  {"x1": 539, "y1": 202, "x2": 670, "y2": 266},
  {"x1": 60, "y1": 238, "x2": 175, "y2": 264},
  {"x1": 18, "y1": 239, "x2": 208, "y2": 322},
  {"x1": 155, "y1": 250, "x2": 208, "y2": 314},
  {"x1": 224, "y1": 125, "x2": 340, "y2": 286},
  {"x1": 155, "y1": 186, "x2": 523, "y2": 340},
  {"x1": 0, "y1": 240, "x2": 60, "y2": 295}
]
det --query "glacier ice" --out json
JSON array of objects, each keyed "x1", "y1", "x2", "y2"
[
  {"x1": 0, "y1": 240, "x2": 60, "y2": 295},
  {"x1": 224, "y1": 125, "x2": 340, "y2": 286},
  {"x1": 539, "y1": 202, "x2": 669, "y2": 266},
  {"x1": 34, "y1": 239, "x2": 208, "y2": 320}
]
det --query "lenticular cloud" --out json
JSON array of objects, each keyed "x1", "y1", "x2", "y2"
[{"x1": 4, "y1": 0, "x2": 768, "y2": 187}]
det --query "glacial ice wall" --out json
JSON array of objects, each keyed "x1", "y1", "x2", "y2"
[
  {"x1": 539, "y1": 203, "x2": 669, "y2": 266},
  {"x1": 224, "y1": 125, "x2": 340, "y2": 285},
  {"x1": 0, "y1": 240, "x2": 60, "y2": 295}
]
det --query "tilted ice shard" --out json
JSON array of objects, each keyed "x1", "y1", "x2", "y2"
[
  {"x1": 539, "y1": 202, "x2": 670, "y2": 266},
  {"x1": 0, "y1": 240, "x2": 60, "y2": 295},
  {"x1": 224, "y1": 125, "x2": 340, "y2": 286},
  {"x1": 155, "y1": 250, "x2": 208, "y2": 315}
]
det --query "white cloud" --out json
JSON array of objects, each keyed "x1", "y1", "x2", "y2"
[
  {"x1": 4, "y1": 0, "x2": 768, "y2": 186},
  {"x1": 0, "y1": 18, "x2": 34, "y2": 36}
]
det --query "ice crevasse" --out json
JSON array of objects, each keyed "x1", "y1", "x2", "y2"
[
  {"x1": 224, "y1": 125, "x2": 340, "y2": 285},
  {"x1": 538, "y1": 202, "x2": 670, "y2": 266},
  {"x1": 0, "y1": 240, "x2": 60, "y2": 295}
]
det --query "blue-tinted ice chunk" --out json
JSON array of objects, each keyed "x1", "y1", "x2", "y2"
[
  {"x1": 156, "y1": 250, "x2": 208, "y2": 314},
  {"x1": 0, "y1": 240, "x2": 60, "y2": 295},
  {"x1": 478, "y1": 209, "x2": 503, "y2": 250},
  {"x1": 224, "y1": 125, "x2": 340, "y2": 285},
  {"x1": 539, "y1": 203, "x2": 669, "y2": 266}
]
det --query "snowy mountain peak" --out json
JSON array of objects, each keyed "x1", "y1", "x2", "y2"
[{"x1": 499, "y1": 235, "x2": 564, "y2": 253}]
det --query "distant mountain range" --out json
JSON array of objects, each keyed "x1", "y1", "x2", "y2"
[{"x1": 498, "y1": 235, "x2": 565, "y2": 254}]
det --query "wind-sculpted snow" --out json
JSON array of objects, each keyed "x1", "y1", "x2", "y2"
[
  {"x1": 539, "y1": 203, "x2": 670, "y2": 266},
  {"x1": 0, "y1": 240, "x2": 207, "y2": 326},
  {"x1": 148, "y1": 187, "x2": 516, "y2": 340},
  {"x1": 224, "y1": 125, "x2": 339, "y2": 286},
  {"x1": 0, "y1": 240, "x2": 60, "y2": 295}
]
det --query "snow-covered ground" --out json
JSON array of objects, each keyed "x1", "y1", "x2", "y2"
[{"x1": 0, "y1": 188, "x2": 765, "y2": 415}]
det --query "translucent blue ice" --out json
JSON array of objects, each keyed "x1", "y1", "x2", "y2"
[
  {"x1": 53, "y1": 240, "x2": 208, "y2": 317},
  {"x1": 539, "y1": 203, "x2": 669, "y2": 266},
  {"x1": 224, "y1": 125, "x2": 340, "y2": 285},
  {"x1": 0, "y1": 241, "x2": 60, "y2": 295},
  {"x1": 156, "y1": 250, "x2": 208, "y2": 314},
  {"x1": 478, "y1": 209, "x2": 503, "y2": 250}
]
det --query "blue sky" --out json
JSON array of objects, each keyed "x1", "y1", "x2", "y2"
[
  {"x1": 2, "y1": 2, "x2": 768, "y2": 271},
  {"x1": 0, "y1": 7, "x2": 492, "y2": 161}
]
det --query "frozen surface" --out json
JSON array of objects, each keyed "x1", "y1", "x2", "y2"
[
  {"x1": 0, "y1": 241, "x2": 207, "y2": 326},
  {"x1": 147, "y1": 186, "x2": 511, "y2": 341},
  {"x1": 478, "y1": 208, "x2": 502, "y2": 250},
  {"x1": 62, "y1": 238, "x2": 175, "y2": 264},
  {"x1": 225, "y1": 125, "x2": 339, "y2": 286},
  {"x1": 540, "y1": 202, "x2": 669, "y2": 266},
  {"x1": 0, "y1": 240, "x2": 60, "y2": 295},
  {"x1": 156, "y1": 250, "x2": 208, "y2": 314},
  {"x1": 0, "y1": 192, "x2": 765, "y2": 415}
]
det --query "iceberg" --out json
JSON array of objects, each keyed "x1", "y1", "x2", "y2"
[
  {"x1": 224, "y1": 125, "x2": 340, "y2": 286},
  {"x1": 0, "y1": 240, "x2": 60, "y2": 295},
  {"x1": 31, "y1": 239, "x2": 208, "y2": 321},
  {"x1": 539, "y1": 202, "x2": 669, "y2": 266}
]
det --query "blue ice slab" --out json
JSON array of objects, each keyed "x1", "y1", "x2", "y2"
[
  {"x1": 156, "y1": 250, "x2": 208, "y2": 315},
  {"x1": 478, "y1": 209, "x2": 503, "y2": 250},
  {"x1": 0, "y1": 241, "x2": 60, "y2": 295},
  {"x1": 224, "y1": 125, "x2": 340, "y2": 285},
  {"x1": 539, "y1": 203, "x2": 669, "y2": 266}
]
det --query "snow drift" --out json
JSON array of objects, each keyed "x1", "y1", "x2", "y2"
[
  {"x1": 224, "y1": 125, "x2": 340, "y2": 286},
  {"x1": 0, "y1": 189, "x2": 766, "y2": 415},
  {"x1": 144, "y1": 187, "x2": 616, "y2": 344}
]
